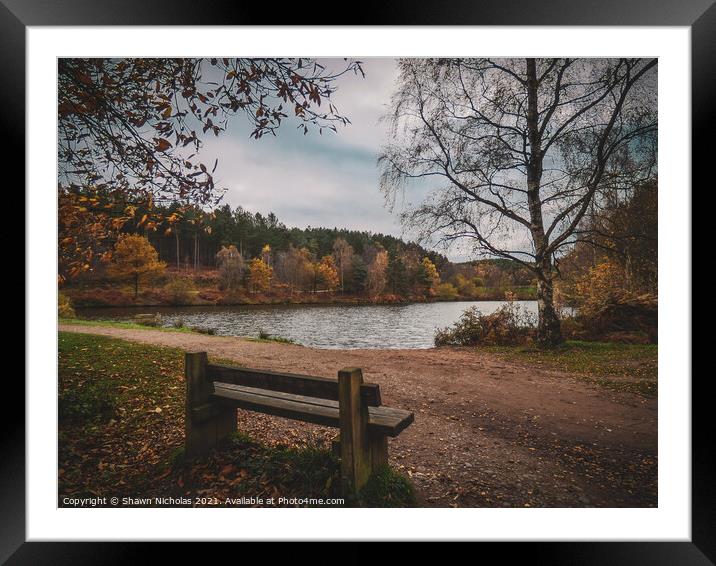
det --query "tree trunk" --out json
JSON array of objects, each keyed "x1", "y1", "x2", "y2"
[
  {"x1": 525, "y1": 59, "x2": 563, "y2": 348},
  {"x1": 194, "y1": 232, "x2": 199, "y2": 270},
  {"x1": 134, "y1": 274, "x2": 139, "y2": 299},
  {"x1": 536, "y1": 274, "x2": 562, "y2": 348}
]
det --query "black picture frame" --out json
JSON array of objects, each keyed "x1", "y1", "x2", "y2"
[{"x1": 7, "y1": 0, "x2": 707, "y2": 561}]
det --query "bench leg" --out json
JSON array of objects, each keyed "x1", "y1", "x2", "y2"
[
  {"x1": 368, "y1": 434, "x2": 388, "y2": 472},
  {"x1": 185, "y1": 352, "x2": 236, "y2": 458},
  {"x1": 334, "y1": 433, "x2": 388, "y2": 475},
  {"x1": 338, "y1": 368, "x2": 372, "y2": 497}
]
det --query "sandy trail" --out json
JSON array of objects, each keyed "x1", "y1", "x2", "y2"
[{"x1": 59, "y1": 324, "x2": 657, "y2": 507}]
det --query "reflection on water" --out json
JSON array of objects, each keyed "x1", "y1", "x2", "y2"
[{"x1": 77, "y1": 301, "x2": 545, "y2": 350}]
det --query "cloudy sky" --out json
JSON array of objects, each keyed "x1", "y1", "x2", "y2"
[{"x1": 196, "y1": 58, "x2": 442, "y2": 252}]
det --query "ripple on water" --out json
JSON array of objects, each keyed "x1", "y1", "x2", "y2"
[{"x1": 78, "y1": 301, "x2": 545, "y2": 350}]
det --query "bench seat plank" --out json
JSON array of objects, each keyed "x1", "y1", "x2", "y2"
[{"x1": 211, "y1": 382, "x2": 413, "y2": 437}]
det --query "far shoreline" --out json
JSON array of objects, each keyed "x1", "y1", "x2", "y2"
[{"x1": 71, "y1": 292, "x2": 542, "y2": 311}]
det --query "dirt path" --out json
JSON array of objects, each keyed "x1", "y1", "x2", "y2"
[{"x1": 59, "y1": 324, "x2": 657, "y2": 507}]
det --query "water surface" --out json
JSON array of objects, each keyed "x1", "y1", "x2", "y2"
[{"x1": 77, "y1": 300, "x2": 542, "y2": 350}]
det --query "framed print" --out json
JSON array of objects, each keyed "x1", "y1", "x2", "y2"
[{"x1": 8, "y1": 0, "x2": 709, "y2": 561}]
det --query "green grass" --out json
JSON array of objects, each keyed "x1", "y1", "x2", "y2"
[
  {"x1": 59, "y1": 331, "x2": 186, "y2": 420},
  {"x1": 58, "y1": 331, "x2": 412, "y2": 506},
  {"x1": 359, "y1": 466, "x2": 416, "y2": 507},
  {"x1": 483, "y1": 340, "x2": 657, "y2": 396},
  {"x1": 60, "y1": 318, "x2": 276, "y2": 342},
  {"x1": 59, "y1": 317, "x2": 197, "y2": 333},
  {"x1": 58, "y1": 375, "x2": 118, "y2": 423}
]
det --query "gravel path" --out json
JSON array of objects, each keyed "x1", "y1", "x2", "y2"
[{"x1": 59, "y1": 324, "x2": 657, "y2": 507}]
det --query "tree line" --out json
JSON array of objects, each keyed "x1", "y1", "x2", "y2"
[{"x1": 96, "y1": 201, "x2": 456, "y2": 298}]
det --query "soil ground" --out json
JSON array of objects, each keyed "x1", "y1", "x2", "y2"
[{"x1": 59, "y1": 323, "x2": 657, "y2": 507}]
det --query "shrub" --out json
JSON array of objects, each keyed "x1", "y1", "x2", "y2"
[
  {"x1": 457, "y1": 280, "x2": 479, "y2": 298},
  {"x1": 435, "y1": 282, "x2": 459, "y2": 300},
  {"x1": 165, "y1": 277, "x2": 196, "y2": 305},
  {"x1": 435, "y1": 303, "x2": 536, "y2": 346},
  {"x1": 58, "y1": 292, "x2": 76, "y2": 318},
  {"x1": 256, "y1": 329, "x2": 295, "y2": 344},
  {"x1": 580, "y1": 293, "x2": 657, "y2": 342},
  {"x1": 66, "y1": 288, "x2": 134, "y2": 307},
  {"x1": 573, "y1": 262, "x2": 657, "y2": 342},
  {"x1": 191, "y1": 326, "x2": 216, "y2": 335},
  {"x1": 132, "y1": 313, "x2": 161, "y2": 327}
]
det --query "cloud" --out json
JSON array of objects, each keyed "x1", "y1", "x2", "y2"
[
  {"x1": 199, "y1": 133, "x2": 403, "y2": 236},
  {"x1": 193, "y1": 58, "x2": 414, "y2": 236},
  {"x1": 190, "y1": 58, "x2": 482, "y2": 261}
]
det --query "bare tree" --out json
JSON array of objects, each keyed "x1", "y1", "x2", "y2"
[
  {"x1": 366, "y1": 248, "x2": 389, "y2": 297},
  {"x1": 331, "y1": 237, "x2": 354, "y2": 293},
  {"x1": 216, "y1": 245, "x2": 245, "y2": 291},
  {"x1": 379, "y1": 58, "x2": 657, "y2": 347}
]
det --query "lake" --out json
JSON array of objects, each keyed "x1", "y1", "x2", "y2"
[{"x1": 77, "y1": 300, "x2": 543, "y2": 350}]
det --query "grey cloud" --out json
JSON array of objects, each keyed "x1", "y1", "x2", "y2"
[{"x1": 191, "y1": 58, "x2": 476, "y2": 260}]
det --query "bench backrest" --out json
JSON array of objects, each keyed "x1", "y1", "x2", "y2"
[{"x1": 207, "y1": 363, "x2": 382, "y2": 407}]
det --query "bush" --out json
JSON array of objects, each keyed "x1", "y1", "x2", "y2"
[
  {"x1": 570, "y1": 262, "x2": 657, "y2": 342},
  {"x1": 257, "y1": 329, "x2": 295, "y2": 344},
  {"x1": 164, "y1": 277, "x2": 196, "y2": 305},
  {"x1": 457, "y1": 280, "x2": 479, "y2": 298},
  {"x1": 434, "y1": 303, "x2": 536, "y2": 346},
  {"x1": 579, "y1": 293, "x2": 657, "y2": 343},
  {"x1": 58, "y1": 292, "x2": 76, "y2": 318},
  {"x1": 133, "y1": 313, "x2": 161, "y2": 327},
  {"x1": 435, "y1": 282, "x2": 459, "y2": 300},
  {"x1": 191, "y1": 326, "x2": 216, "y2": 335}
]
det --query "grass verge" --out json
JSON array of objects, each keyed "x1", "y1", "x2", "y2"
[
  {"x1": 482, "y1": 340, "x2": 657, "y2": 396},
  {"x1": 59, "y1": 317, "x2": 197, "y2": 333},
  {"x1": 58, "y1": 331, "x2": 413, "y2": 507}
]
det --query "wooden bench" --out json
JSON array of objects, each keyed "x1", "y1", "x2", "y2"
[{"x1": 184, "y1": 352, "x2": 414, "y2": 496}]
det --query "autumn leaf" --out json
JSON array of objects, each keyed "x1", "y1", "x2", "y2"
[{"x1": 154, "y1": 138, "x2": 172, "y2": 152}]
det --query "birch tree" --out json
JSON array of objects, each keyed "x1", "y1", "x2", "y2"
[{"x1": 380, "y1": 58, "x2": 657, "y2": 346}]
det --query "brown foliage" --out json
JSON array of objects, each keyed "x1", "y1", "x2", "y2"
[
  {"x1": 434, "y1": 304, "x2": 536, "y2": 347},
  {"x1": 58, "y1": 58, "x2": 363, "y2": 282},
  {"x1": 107, "y1": 234, "x2": 166, "y2": 298},
  {"x1": 248, "y1": 258, "x2": 273, "y2": 293}
]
